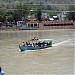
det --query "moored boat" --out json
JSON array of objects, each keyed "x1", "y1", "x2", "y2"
[
  {"x1": 19, "y1": 38, "x2": 52, "y2": 51},
  {"x1": 19, "y1": 27, "x2": 37, "y2": 30}
]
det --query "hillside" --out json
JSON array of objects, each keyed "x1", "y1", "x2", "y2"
[
  {"x1": 0, "y1": 0, "x2": 74, "y2": 4},
  {"x1": 0, "y1": 0, "x2": 75, "y2": 10}
]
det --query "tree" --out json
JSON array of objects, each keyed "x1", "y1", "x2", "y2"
[
  {"x1": 67, "y1": 5, "x2": 75, "y2": 21},
  {"x1": 0, "y1": 10, "x2": 6, "y2": 22},
  {"x1": 47, "y1": 5, "x2": 52, "y2": 10},
  {"x1": 6, "y1": 15, "x2": 14, "y2": 22},
  {"x1": 13, "y1": 3, "x2": 31, "y2": 22},
  {"x1": 36, "y1": 8, "x2": 42, "y2": 21},
  {"x1": 5, "y1": 10, "x2": 14, "y2": 22}
]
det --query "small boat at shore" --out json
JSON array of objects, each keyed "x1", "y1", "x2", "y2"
[
  {"x1": 19, "y1": 27, "x2": 37, "y2": 30},
  {"x1": 19, "y1": 38, "x2": 52, "y2": 51}
]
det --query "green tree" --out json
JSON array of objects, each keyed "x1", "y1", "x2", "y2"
[
  {"x1": 67, "y1": 5, "x2": 75, "y2": 21},
  {"x1": 6, "y1": 15, "x2": 14, "y2": 22},
  {"x1": 47, "y1": 5, "x2": 52, "y2": 10},
  {"x1": 13, "y1": 3, "x2": 31, "y2": 21},
  {"x1": 5, "y1": 10, "x2": 14, "y2": 22},
  {"x1": 36, "y1": 8, "x2": 42, "y2": 21},
  {"x1": 13, "y1": 9, "x2": 22, "y2": 21},
  {"x1": 0, "y1": 9, "x2": 6, "y2": 22}
]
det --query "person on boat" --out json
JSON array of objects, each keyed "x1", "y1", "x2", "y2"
[
  {"x1": 26, "y1": 42, "x2": 30, "y2": 46},
  {"x1": 48, "y1": 41, "x2": 52, "y2": 45},
  {"x1": 0, "y1": 66, "x2": 4, "y2": 75},
  {"x1": 38, "y1": 42, "x2": 41, "y2": 47},
  {"x1": 34, "y1": 37, "x2": 38, "y2": 40},
  {"x1": 21, "y1": 42, "x2": 26, "y2": 46},
  {"x1": 33, "y1": 43, "x2": 36, "y2": 47},
  {"x1": 32, "y1": 37, "x2": 38, "y2": 40},
  {"x1": 26, "y1": 42, "x2": 29, "y2": 46}
]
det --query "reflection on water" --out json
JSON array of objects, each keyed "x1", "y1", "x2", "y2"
[
  {"x1": 0, "y1": 29, "x2": 74, "y2": 74},
  {"x1": 0, "y1": 29, "x2": 74, "y2": 43},
  {"x1": 0, "y1": 30, "x2": 51, "y2": 41}
]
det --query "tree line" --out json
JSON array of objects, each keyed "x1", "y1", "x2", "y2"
[{"x1": 0, "y1": 3, "x2": 75, "y2": 23}]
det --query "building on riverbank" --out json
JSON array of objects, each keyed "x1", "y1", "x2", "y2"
[
  {"x1": 0, "y1": 21, "x2": 75, "y2": 30},
  {"x1": 25, "y1": 21, "x2": 75, "y2": 30}
]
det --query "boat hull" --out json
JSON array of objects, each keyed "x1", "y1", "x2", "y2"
[{"x1": 19, "y1": 45, "x2": 52, "y2": 51}]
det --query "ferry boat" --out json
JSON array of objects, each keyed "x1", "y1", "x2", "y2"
[{"x1": 19, "y1": 38, "x2": 52, "y2": 51}]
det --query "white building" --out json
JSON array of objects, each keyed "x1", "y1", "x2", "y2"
[{"x1": 57, "y1": 11, "x2": 67, "y2": 21}]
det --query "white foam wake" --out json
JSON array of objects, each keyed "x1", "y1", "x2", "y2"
[{"x1": 52, "y1": 39, "x2": 70, "y2": 47}]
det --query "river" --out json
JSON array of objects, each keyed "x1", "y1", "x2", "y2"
[{"x1": 0, "y1": 29, "x2": 74, "y2": 75}]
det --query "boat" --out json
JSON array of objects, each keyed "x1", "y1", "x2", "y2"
[
  {"x1": 19, "y1": 27, "x2": 37, "y2": 30},
  {"x1": 19, "y1": 38, "x2": 52, "y2": 51}
]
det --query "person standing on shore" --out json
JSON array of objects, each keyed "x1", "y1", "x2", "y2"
[{"x1": 0, "y1": 66, "x2": 4, "y2": 75}]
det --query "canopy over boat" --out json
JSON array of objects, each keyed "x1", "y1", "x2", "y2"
[{"x1": 37, "y1": 39, "x2": 52, "y2": 42}]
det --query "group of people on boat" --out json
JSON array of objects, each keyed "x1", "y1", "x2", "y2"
[
  {"x1": 20, "y1": 39, "x2": 52, "y2": 47},
  {"x1": 30, "y1": 41, "x2": 52, "y2": 47}
]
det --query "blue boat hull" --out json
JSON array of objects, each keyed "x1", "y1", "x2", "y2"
[{"x1": 19, "y1": 45, "x2": 52, "y2": 51}]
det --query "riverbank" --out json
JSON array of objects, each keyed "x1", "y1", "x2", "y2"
[
  {"x1": 0, "y1": 21, "x2": 75, "y2": 31},
  {"x1": 0, "y1": 26, "x2": 19, "y2": 31}
]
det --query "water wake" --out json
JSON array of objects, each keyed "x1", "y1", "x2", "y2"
[{"x1": 52, "y1": 39, "x2": 71, "y2": 47}]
